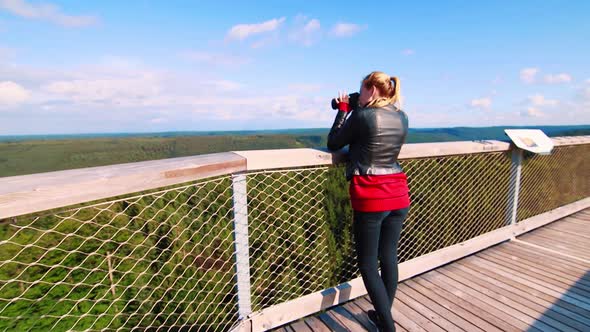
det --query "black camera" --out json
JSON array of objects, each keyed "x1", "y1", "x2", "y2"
[{"x1": 331, "y1": 92, "x2": 360, "y2": 111}]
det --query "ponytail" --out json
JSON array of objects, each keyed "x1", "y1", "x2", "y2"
[{"x1": 391, "y1": 76, "x2": 402, "y2": 108}]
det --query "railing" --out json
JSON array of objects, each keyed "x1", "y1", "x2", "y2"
[{"x1": 0, "y1": 136, "x2": 588, "y2": 332}]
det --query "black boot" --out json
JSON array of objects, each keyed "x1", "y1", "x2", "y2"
[
  {"x1": 367, "y1": 310, "x2": 395, "y2": 332},
  {"x1": 367, "y1": 310, "x2": 383, "y2": 331}
]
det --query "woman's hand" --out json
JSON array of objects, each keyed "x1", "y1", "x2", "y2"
[
  {"x1": 337, "y1": 91, "x2": 350, "y2": 104},
  {"x1": 336, "y1": 91, "x2": 351, "y2": 112}
]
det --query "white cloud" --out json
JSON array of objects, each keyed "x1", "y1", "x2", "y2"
[
  {"x1": 287, "y1": 83, "x2": 323, "y2": 93},
  {"x1": 470, "y1": 97, "x2": 492, "y2": 109},
  {"x1": 401, "y1": 49, "x2": 415, "y2": 56},
  {"x1": 149, "y1": 117, "x2": 167, "y2": 124},
  {"x1": 543, "y1": 73, "x2": 572, "y2": 84},
  {"x1": 520, "y1": 67, "x2": 538, "y2": 84},
  {"x1": 226, "y1": 17, "x2": 286, "y2": 41},
  {"x1": 289, "y1": 16, "x2": 321, "y2": 46},
  {"x1": 0, "y1": 80, "x2": 29, "y2": 105},
  {"x1": 42, "y1": 75, "x2": 162, "y2": 106},
  {"x1": 576, "y1": 86, "x2": 590, "y2": 104},
  {"x1": 520, "y1": 107, "x2": 544, "y2": 117},
  {"x1": 492, "y1": 76, "x2": 503, "y2": 85},
  {"x1": 0, "y1": 47, "x2": 15, "y2": 59},
  {"x1": 0, "y1": 0, "x2": 98, "y2": 27},
  {"x1": 181, "y1": 51, "x2": 250, "y2": 66},
  {"x1": 527, "y1": 94, "x2": 559, "y2": 107},
  {"x1": 205, "y1": 80, "x2": 242, "y2": 92},
  {"x1": 329, "y1": 22, "x2": 366, "y2": 37},
  {"x1": 250, "y1": 37, "x2": 278, "y2": 49}
]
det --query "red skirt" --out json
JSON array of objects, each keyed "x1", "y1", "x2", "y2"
[{"x1": 349, "y1": 172, "x2": 410, "y2": 212}]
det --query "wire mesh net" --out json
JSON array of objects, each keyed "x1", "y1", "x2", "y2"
[
  {"x1": 1, "y1": 143, "x2": 585, "y2": 330},
  {"x1": 245, "y1": 151, "x2": 513, "y2": 313},
  {"x1": 399, "y1": 151, "x2": 512, "y2": 262},
  {"x1": 0, "y1": 176, "x2": 238, "y2": 332},
  {"x1": 246, "y1": 167, "x2": 335, "y2": 312},
  {"x1": 517, "y1": 144, "x2": 590, "y2": 222}
]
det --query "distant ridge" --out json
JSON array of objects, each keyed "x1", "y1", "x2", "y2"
[{"x1": 2, "y1": 125, "x2": 589, "y2": 143}]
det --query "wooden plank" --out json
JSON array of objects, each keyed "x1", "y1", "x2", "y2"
[
  {"x1": 290, "y1": 320, "x2": 313, "y2": 332},
  {"x1": 452, "y1": 257, "x2": 590, "y2": 317},
  {"x1": 567, "y1": 215, "x2": 590, "y2": 222},
  {"x1": 573, "y1": 210, "x2": 590, "y2": 218},
  {"x1": 572, "y1": 215, "x2": 590, "y2": 223},
  {"x1": 506, "y1": 241, "x2": 590, "y2": 271},
  {"x1": 0, "y1": 152, "x2": 247, "y2": 219},
  {"x1": 420, "y1": 270, "x2": 528, "y2": 331},
  {"x1": 233, "y1": 140, "x2": 512, "y2": 171},
  {"x1": 341, "y1": 302, "x2": 380, "y2": 332},
  {"x1": 537, "y1": 224, "x2": 590, "y2": 240},
  {"x1": 528, "y1": 227, "x2": 590, "y2": 245},
  {"x1": 479, "y1": 250, "x2": 590, "y2": 296},
  {"x1": 511, "y1": 240, "x2": 590, "y2": 266},
  {"x1": 462, "y1": 255, "x2": 590, "y2": 310},
  {"x1": 556, "y1": 217, "x2": 590, "y2": 227},
  {"x1": 527, "y1": 221, "x2": 590, "y2": 244},
  {"x1": 396, "y1": 287, "x2": 462, "y2": 332},
  {"x1": 317, "y1": 312, "x2": 347, "y2": 332},
  {"x1": 549, "y1": 216, "x2": 590, "y2": 229},
  {"x1": 398, "y1": 140, "x2": 510, "y2": 159},
  {"x1": 571, "y1": 211, "x2": 590, "y2": 219},
  {"x1": 454, "y1": 253, "x2": 585, "y2": 330},
  {"x1": 433, "y1": 267, "x2": 549, "y2": 332},
  {"x1": 329, "y1": 306, "x2": 367, "y2": 332},
  {"x1": 393, "y1": 298, "x2": 446, "y2": 332},
  {"x1": 518, "y1": 233, "x2": 590, "y2": 259},
  {"x1": 572, "y1": 217, "x2": 590, "y2": 224},
  {"x1": 485, "y1": 247, "x2": 590, "y2": 290},
  {"x1": 303, "y1": 316, "x2": 331, "y2": 332},
  {"x1": 353, "y1": 297, "x2": 404, "y2": 332},
  {"x1": 491, "y1": 245, "x2": 590, "y2": 287},
  {"x1": 497, "y1": 243, "x2": 590, "y2": 279},
  {"x1": 249, "y1": 278, "x2": 368, "y2": 331},
  {"x1": 233, "y1": 149, "x2": 346, "y2": 171},
  {"x1": 249, "y1": 202, "x2": 590, "y2": 332},
  {"x1": 397, "y1": 223, "x2": 514, "y2": 281},
  {"x1": 448, "y1": 260, "x2": 590, "y2": 323},
  {"x1": 518, "y1": 231, "x2": 590, "y2": 253},
  {"x1": 440, "y1": 263, "x2": 590, "y2": 330},
  {"x1": 470, "y1": 252, "x2": 590, "y2": 306},
  {"x1": 402, "y1": 279, "x2": 486, "y2": 331},
  {"x1": 551, "y1": 135, "x2": 590, "y2": 146},
  {"x1": 410, "y1": 276, "x2": 508, "y2": 332}
]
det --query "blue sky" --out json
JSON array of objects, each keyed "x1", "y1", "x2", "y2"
[{"x1": 0, "y1": 0, "x2": 589, "y2": 135}]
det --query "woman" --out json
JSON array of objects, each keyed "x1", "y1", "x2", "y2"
[{"x1": 327, "y1": 71, "x2": 410, "y2": 332}]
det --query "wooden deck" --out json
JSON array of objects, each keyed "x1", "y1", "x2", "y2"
[{"x1": 277, "y1": 208, "x2": 590, "y2": 332}]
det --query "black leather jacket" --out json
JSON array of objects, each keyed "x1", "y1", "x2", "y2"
[{"x1": 327, "y1": 104, "x2": 408, "y2": 180}]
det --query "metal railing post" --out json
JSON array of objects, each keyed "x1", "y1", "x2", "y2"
[
  {"x1": 232, "y1": 173, "x2": 252, "y2": 320},
  {"x1": 506, "y1": 147, "x2": 523, "y2": 232}
]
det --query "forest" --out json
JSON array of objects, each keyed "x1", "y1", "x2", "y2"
[
  {"x1": 1, "y1": 124, "x2": 588, "y2": 177},
  {"x1": 0, "y1": 130, "x2": 588, "y2": 331}
]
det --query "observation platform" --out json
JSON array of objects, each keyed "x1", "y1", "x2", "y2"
[{"x1": 278, "y1": 208, "x2": 590, "y2": 332}]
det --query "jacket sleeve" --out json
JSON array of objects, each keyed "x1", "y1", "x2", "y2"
[{"x1": 327, "y1": 110, "x2": 358, "y2": 151}]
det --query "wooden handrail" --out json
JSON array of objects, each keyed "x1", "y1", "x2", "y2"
[
  {"x1": 1, "y1": 136, "x2": 588, "y2": 219},
  {"x1": 0, "y1": 153, "x2": 246, "y2": 219}
]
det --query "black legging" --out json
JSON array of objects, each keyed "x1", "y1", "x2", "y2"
[{"x1": 353, "y1": 207, "x2": 409, "y2": 332}]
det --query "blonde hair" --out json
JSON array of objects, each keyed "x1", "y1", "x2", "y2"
[{"x1": 362, "y1": 71, "x2": 401, "y2": 109}]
